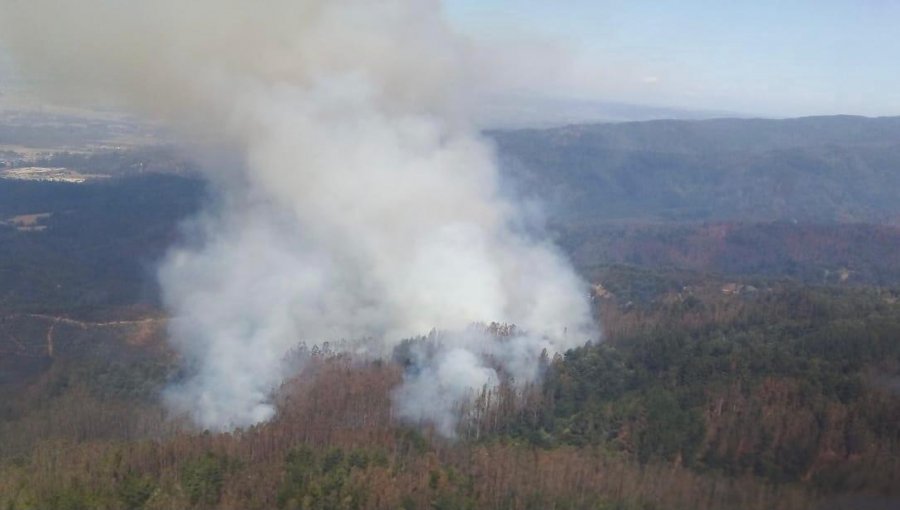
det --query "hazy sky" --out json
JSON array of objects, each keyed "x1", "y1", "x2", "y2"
[
  {"x1": 2, "y1": 1, "x2": 898, "y2": 119},
  {"x1": 446, "y1": 0, "x2": 900, "y2": 117}
]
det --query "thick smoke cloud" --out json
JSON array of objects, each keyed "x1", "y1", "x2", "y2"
[{"x1": 0, "y1": 0, "x2": 596, "y2": 433}]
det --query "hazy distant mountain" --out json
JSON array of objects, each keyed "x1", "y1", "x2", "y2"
[
  {"x1": 476, "y1": 93, "x2": 742, "y2": 128},
  {"x1": 493, "y1": 115, "x2": 900, "y2": 224}
]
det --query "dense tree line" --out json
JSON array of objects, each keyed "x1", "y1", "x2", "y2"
[
  {"x1": 0, "y1": 175, "x2": 203, "y2": 314},
  {"x1": 560, "y1": 222, "x2": 900, "y2": 286},
  {"x1": 528, "y1": 281, "x2": 900, "y2": 492},
  {"x1": 0, "y1": 355, "x2": 814, "y2": 510},
  {"x1": 1, "y1": 274, "x2": 898, "y2": 508}
]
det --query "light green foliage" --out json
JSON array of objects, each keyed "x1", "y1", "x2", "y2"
[
  {"x1": 181, "y1": 453, "x2": 226, "y2": 507},
  {"x1": 277, "y1": 446, "x2": 384, "y2": 510}
]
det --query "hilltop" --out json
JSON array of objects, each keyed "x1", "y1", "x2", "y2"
[{"x1": 493, "y1": 115, "x2": 900, "y2": 224}]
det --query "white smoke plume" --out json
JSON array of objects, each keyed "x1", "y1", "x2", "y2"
[{"x1": 0, "y1": 0, "x2": 596, "y2": 433}]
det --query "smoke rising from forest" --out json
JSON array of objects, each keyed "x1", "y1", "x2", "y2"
[{"x1": 0, "y1": 0, "x2": 595, "y2": 433}]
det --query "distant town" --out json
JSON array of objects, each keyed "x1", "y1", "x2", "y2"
[{"x1": 0, "y1": 166, "x2": 104, "y2": 183}]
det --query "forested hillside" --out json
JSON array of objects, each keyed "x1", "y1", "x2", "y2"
[
  {"x1": 493, "y1": 116, "x2": 900, "y2": 223},
  {"x1": 2, "y1": 115, "x2": 900, "y2": 509},
  {"x1": 2, "y1": 269, "x2": 899, "y2": 509},
  {"x1": 0, "y1": 174, "x2": 203, "y2": 314},
  {"x1": 559, "y1": 221, "x2": 900, "y2": 286}
]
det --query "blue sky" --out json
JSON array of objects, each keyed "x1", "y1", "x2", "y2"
[{"x1": 446, "y1": 0, "x2": 900, "y2": 117}]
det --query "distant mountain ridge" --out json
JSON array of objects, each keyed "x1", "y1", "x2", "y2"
[
  {"x1": 492, "y1": 115, "x2": 900, "y2": 224},
  {"x1": 476, "y1": 94, "x2": 743, "y2": 128}
]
